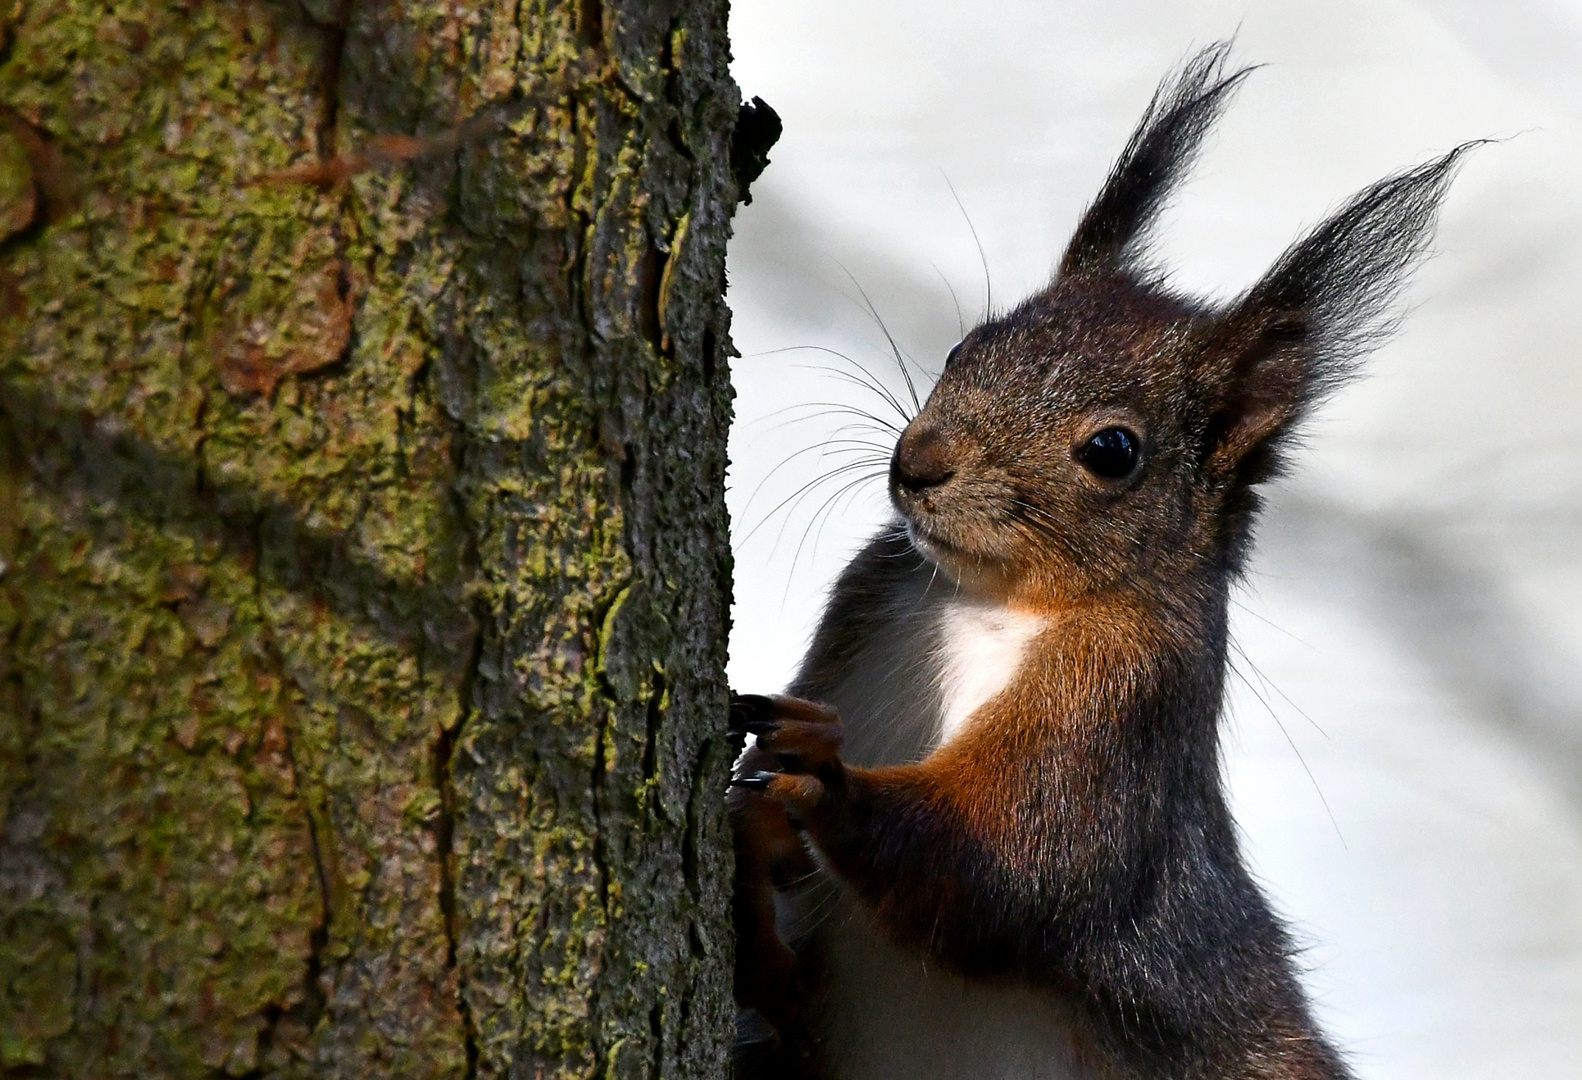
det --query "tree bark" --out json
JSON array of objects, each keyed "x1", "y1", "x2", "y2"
[{"x1": 0, "y1": 2, "x2": 739, "y2": 1077}]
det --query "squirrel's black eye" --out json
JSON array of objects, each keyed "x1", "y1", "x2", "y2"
[
  {"x1": 1077, "y1": 427, "x2": 1140, "y2": 480},
  {"x1": 944, "y1": 342, "x2": 963, "y2": 366}
]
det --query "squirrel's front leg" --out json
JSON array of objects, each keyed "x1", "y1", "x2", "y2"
[
  {"x1": 729, "y1": 693, "x2": 979, "y2": 963},
  {"x1": 730, "y1": 693, "x2": 848, "y2": 819}
]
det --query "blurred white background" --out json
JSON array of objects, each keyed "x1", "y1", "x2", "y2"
[{"x1": 723, "y1": 1, "x2": 1582, "y2": 1076}]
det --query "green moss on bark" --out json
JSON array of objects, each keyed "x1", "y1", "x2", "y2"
[{"x1": 0, "y1": 1, "x2": 739, "y2": 1077}]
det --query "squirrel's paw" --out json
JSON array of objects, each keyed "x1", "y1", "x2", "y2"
[
  {"x1": 730, "y1": 694, "x2": 844, "y2": 774},
  {"x1": 729, "y1": 693, "x2": 845, "y2": 818},
  {"x1": 730, "y1": 771, "x2": 829, "y2": 822}
]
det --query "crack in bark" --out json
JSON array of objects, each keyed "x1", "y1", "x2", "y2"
[
  {"x1": 586, "y1": 697, "x2": 616, "y2": 1079},
  {"x1": 282, "y1": 725, "x2": 332, "y2": 1044},
  {"x1": 433, "y1": 372, "x2": 489, "y2": 1078},
  {"x1": 244, "y1": 507, "x2": 332, "y2": 1074},
  {"x1": 647, "y1": 1003, "x2": 664, "y2": 1080},
  {"x1": 641, "y1": 668, "x2": 666, "y2": 783},
  {"x1": 432, "y1": 617, "x2": 483, "y2": 1080},
  {"x1": 308, "y1": 0, "x2": 353, "y2": 165},
  {"x1": 680, "y1": 735, "x2": 715, "y2": 899},
  {"x1": 577, "y1": 0, "x2": 604, "y2": 51},
  {"x1": 589, "y1": 701, "x2": 614, "y2": 916}
]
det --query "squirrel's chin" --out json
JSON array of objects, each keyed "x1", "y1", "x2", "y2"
[
  {"x1": 904, "y1": 522, "x2": 1023, "y2": 599},
  {"x1": 902, "y1": 519, "x2": 960, "y2": 566}
]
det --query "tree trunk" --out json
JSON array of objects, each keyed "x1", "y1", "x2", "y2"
[{"x1": 0, "y1": 2, "x2": 740, "y2": 1077}]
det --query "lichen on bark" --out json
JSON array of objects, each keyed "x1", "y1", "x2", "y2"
[{"x1": 0, "y1": 1, "x2": 739, "y2": 1077}]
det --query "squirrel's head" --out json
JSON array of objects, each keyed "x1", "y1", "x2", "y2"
[{"x1": 891, "y1": 43, "x2": 1475, "y2": 609}]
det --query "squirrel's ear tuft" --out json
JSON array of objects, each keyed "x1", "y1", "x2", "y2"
[
  {"x1": 1196, "y1": 142, "x2": 1481, "y2": 483},
  {"x1": 1059, "y1": 42, "x2": 1254, "y2": 279}
]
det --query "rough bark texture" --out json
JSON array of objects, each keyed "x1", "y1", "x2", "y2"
[{"x1": 0, "y1": 2, "x2": 739, "y2": 1077}]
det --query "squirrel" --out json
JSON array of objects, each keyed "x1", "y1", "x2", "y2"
[{"x1": 727, "y1": 43, "x2": 1475, "y2": 1080}]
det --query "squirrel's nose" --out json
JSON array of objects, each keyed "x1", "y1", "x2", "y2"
[{"x1": 892, "y1": 425, "x2": 956, "y2": 493}]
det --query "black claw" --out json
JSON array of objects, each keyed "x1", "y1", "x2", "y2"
[
  {"x1": 730, "y1": 693, "x2": 777, "y2": 731},
  {"x1": 741, "y1": 717, "x2": 780, "y2": 738},
  {"x1": 729, "y1": 770, "x2": 778, "y2": 792}
]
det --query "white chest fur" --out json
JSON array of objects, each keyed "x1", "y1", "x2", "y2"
[{"x1": 934, "y1": 599, "x2": 1046, "y2": 747}]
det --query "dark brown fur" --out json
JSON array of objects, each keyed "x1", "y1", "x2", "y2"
[{"x1": 732, "y1": 43, "x2": 1474, "y2": 1080}]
